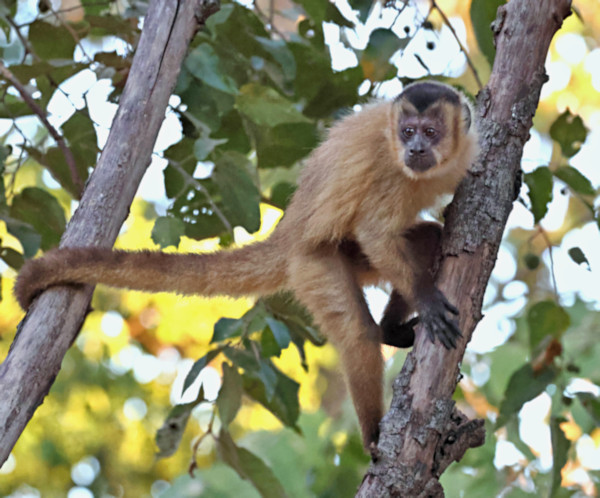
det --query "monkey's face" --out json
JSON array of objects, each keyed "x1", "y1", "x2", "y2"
[
  {"x1": 397, "y1": 108, "x2": 445, "y2": 173},
  {"x1": 392, "y1": 81, "x2": 474, "y2": 180}
]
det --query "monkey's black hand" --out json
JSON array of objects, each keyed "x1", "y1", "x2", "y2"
[
  {"x1": 381, "y1": 315, "x2": 419, "y2": 348},
  {"x1": 417, "y1": 288, "x2": 461, "y2": 349}
]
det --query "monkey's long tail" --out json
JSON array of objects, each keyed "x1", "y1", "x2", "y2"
[{"x1": 14, "y1": 237, "x2": 288, "y2": 311}]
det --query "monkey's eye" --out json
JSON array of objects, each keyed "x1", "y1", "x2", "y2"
[
  {"x1": 424, "y1": 127, "x2": 436, "y2": 138},
  {"x1": 403, "y1": 127, "x2": 415, "y2": 138}
]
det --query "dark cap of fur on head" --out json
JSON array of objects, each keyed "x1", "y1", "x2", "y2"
[{"x1": 396, "y1": 82, "x2": 460, "y2": 113}]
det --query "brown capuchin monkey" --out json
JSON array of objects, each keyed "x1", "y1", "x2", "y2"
[{"x1": 15, "y1": 81, "x2": 479, "y2": 453}]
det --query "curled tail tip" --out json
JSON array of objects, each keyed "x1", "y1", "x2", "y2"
[{"x1": 14, "y1": 259, "x2": 40, "y2": 310}]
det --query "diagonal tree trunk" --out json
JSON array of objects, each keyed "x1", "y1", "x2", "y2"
[
  {"x1": 0, "y1": 0, "x2": 220, "y2": 465},
  {"x1": 357, "y1": 0, "x2": 572, "y2": 495}
]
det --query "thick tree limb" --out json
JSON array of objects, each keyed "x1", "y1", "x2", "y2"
[
  {"x1": 0, "y1": 0, "x2": 220, "y2": 465},
  {"x1": 357, "y1": 0, "x2": 572, "y2": 496}
]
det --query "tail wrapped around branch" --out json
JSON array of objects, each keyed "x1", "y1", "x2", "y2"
[{"x1": 14, "y1": 238, "x2": 288, "y2": 310}]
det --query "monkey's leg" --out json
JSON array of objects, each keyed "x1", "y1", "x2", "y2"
[
  {"x1": 380, "y1": 290, "x2": 418, "y2": 348},
  {"x1": 289, "y1": 250, "x2": 383, "y2": 450}
]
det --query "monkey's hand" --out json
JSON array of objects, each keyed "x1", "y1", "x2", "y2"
[{"x1": 417, "y1": 288, "x2": 461, "y2": 349}]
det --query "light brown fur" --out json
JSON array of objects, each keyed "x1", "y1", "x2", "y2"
[{"x1": 15, "y1": 81, "x2": 479, "y2": 451}]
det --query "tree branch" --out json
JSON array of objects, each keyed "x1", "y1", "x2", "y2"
[
  {"x1": 357, "y1": 0, "x2": 572, "y2": 495},
  {"x1": 0, "y1": 0, "x2": 221, "y2": 466}
]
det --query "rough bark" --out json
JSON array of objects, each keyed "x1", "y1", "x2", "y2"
[
  {"x1": 357, "y1": 0, "x2": 572, "y2": 496},
  {"x1": 0, "y1": 0, "x2": 220, "y2": 465}
]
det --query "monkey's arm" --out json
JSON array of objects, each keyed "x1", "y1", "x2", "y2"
[{"x1": 358, "y1": 223, "x2": 461, "y2": 350}]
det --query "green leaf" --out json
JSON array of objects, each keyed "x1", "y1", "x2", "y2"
[
  {"x1": 25, "y1": 146, "x2": 86, "y2": 199},
  {"x1": 194, "y1": 135, "x2": 227, "y2": 161},
  {"x1": 169, "y1": 183, "x2": 227, "y2": 240},
  {"x1": 151, "y1": 216, "x2": 185, "y2": 248},
  {"x1": 206, "y1": 4, "x2": 270, "y2": 60},
  {"x1": 9, "y1": 187, "x2": 66, "y2": 251},
  {"x1": 470, "y1": 0, "x2": 504, "y2": 68},
  {"x1": 236, "y1": 83, "x2": 311, "y2": 127},
  {"x1": 211, "y1": 110, "x2": 251, "y2": 155},
  {"x1": 156, "y1": 390, "x2": 205, "y2": 459},
  {"x1": 348, "y1": 0, "x2": 373, "y2": 23},
  {"x1": 265, "y1": 317, "x2": 291, "y2": 350},
  {"x1": 163, "y1": 138, "x2": 196, "y2": 199},
  {"x1": 269, "y1": 182, "x2": 296, "y2": 210},
  {"x1": 527, "y1": 300, "x2": 570, "y2": 351},
  {"x1": 212, "y1": 152, "x2": 261, "y2": 233},
  {"x1": 567, "y1": 247, "x2": 590, "y2": 270},
  {"x1": 549, "y1": 417, "x2": 570, "y2": 498},
  {"x1": 211, "y1": 318, "x2": 244, "y2": 343},
  {"x1": 2, "y1": 216, "x2": 41, "y2": 258},
  {"x1": 251, "y1": 121, "x2": 318, "y2": 169},
  {"x1": 497, "y1": 363, "x2": 557, "y2": 427},
  {"x1": 361, "y1": 29, "x2": 408, "y2": 82},
  {"x1": 178, "y1": 80, "x2": 236, "y2": 132},
  {"x1": 225, "y1": 346, "x2": 278, "y2": 401},
  {"x1": 260, "y1": 327, "x2": 282, "y2": 358},
  {"x1": 288, "y1": 42, "x2": 332, "y2": 103},
  {"x1": 553, "y1": 166, "x2": 595, "y2": 196},
  {"x1": 575, "y1": 392, "x2": 600, "y2": 425},
  {"x1": 242, "y1": 365, "x2": 300, "y2": 428},
  {"x1": 261, "y1": 318, "x2": 291, "y2": 358},
  {"x1": 182, "y1": 348, "x2": 223, "y2": 394},
  {"x1": 0, "y1": 247, "x2": 24, "y2": 270},
  {"x1": 550, "y1": 110, "x2": 588, "y2": 158},
  {"x1": 255, "y1": 37, "x2": 297, "y2": 81},
  {"x1": 524, "y1": 166, "x2": 553, "y2": 224},
  {"x1": 63, "y1": 111, "x2": 98, "y2": 152},
  {"x1": 0, "y1": 94, "x2": 42, "y2": 118},
  {"x1": 295, "y1": 0, "x2": 353, "y2": 27},
  {"x1": 86, "y1": 14, "x2": 136, "y2": 36},
  {"x1": 216, "y1": 429, "x2": 289, "y2": 498},
  {"x1": 10, "y1": 62, "x2": 87, "y2": 88},
  {"x1": 28, "y1": 21, "x2": 76, "y2": 60},
  {"x1": 26, "y1": 110, "x2": 97, "y2": 198},
  {"x1": 302, "y1": 66, "x2": 364, "y2": 118},
  {"x1": 262, "y1": 293, "x2": 324, "y2": 346},
  {"x1": 217, "y1": 364, "x2": 243, "y2": 426},
  {"x1": 186, "y1": 43, "x2": 239, "y2": 95}
]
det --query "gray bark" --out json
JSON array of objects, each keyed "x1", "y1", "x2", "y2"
[
  {"x1": 357, "y1": 0, "x2": 572, "y2": 496},
  {"x1": 0, "y1": 0, "x2": 219, "y2": 465}
]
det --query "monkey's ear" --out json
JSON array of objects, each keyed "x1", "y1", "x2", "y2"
[{"x1": 462, "y1": 102, "x2": 472, "y2": 132}]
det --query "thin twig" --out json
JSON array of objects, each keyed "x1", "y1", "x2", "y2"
[
  {"x1": 4, "y1": 16, "x2": 29, "y2": 63},
  {"x1": 6, "y1": 15, "x2": 91, "y2": 119},
  {"x1": 253, "y1": 0, "x2": 286, "y2": 39},
  {"x1": 0, "y1": 61, "x2": 84, "y2": 195},
  {"x1": 164, "y1": 156, "x2": 234, "y2": 235},
  {"x1": 538, "y1": 227, "x2": 559, "y2": 300},
  {"x1": 188, "y1": 408, "x2": 216, "y2": 477},
  {"x1": 431, "y1": 0, "x2": 483, "y2": 90}
]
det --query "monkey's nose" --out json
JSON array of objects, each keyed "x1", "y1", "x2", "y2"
[{"x1": 409, "y1": 148, "x2": 426, "y2": 156}]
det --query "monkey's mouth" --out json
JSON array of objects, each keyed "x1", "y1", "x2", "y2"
[{"x1": 405, "y1": 153, "x2": 436, "y2": 172}]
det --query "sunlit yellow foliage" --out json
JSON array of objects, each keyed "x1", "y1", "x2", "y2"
[{"x1": 560, "y1": 414, "x2": 583, "y2": 441}]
